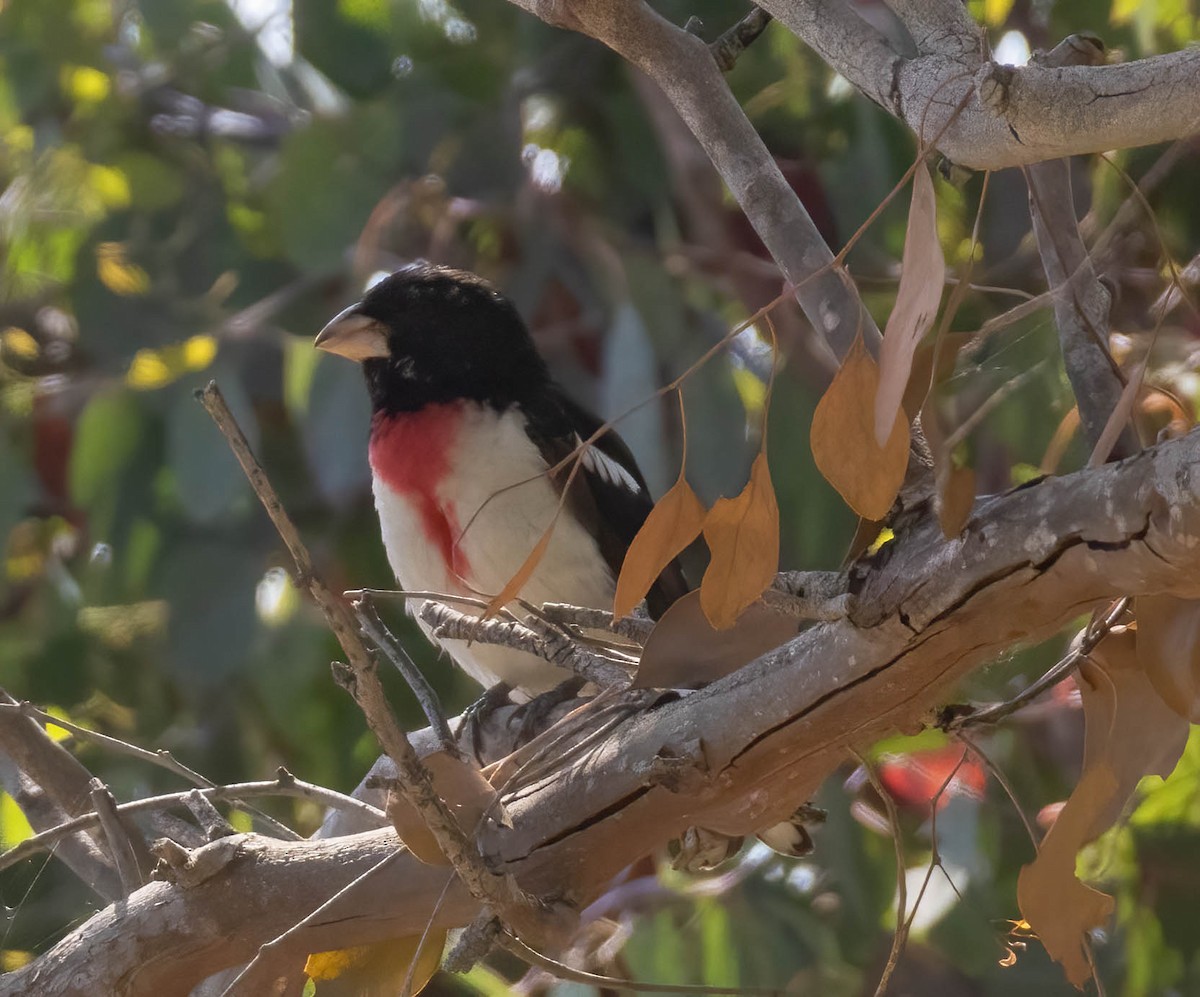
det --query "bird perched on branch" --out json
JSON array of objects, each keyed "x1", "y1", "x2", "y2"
[{"x1": 315, "y1": 263, "x2": 687, "y2": 699}]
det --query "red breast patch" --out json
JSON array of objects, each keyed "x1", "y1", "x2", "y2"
[{"x1": 369, "y1": 404, "x2": 471, "y2": 580}]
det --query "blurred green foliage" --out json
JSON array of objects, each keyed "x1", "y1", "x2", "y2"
[{"x1": 1, "y1": 0, "x2": 1198, "y2": 992}]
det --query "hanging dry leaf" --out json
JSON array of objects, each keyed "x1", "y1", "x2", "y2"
[
  {"x1": 1017, "y1": 629, "x2": 1189, "y2": 987},
  {"x1": 613, "y1": 474, "x2": 706, "y2": 619},
  {"x1": 874, "y1": 164, "x2": 945, "y2": 447},
  {"x1": 812, "y1": 335, "x2": 911, "y2": 520},
  {"x1": 482, "y1": 522, "x2": 555, "y2": 620},
  {"x1": 1135, "y1": 594, "x2": 1200, "y2": 721},
  {"x1": 634, "y1": 590, "x2": 799, "y2": 688},
  {"x1": 699, "y1": 452, "x2": 779, "y2": 630},
  {"x1": 387, "y1": 750, "x2": 498, "y2": 866},
  {"x1": 305, "y1": 930, "x2": 446, "y2": 996}
]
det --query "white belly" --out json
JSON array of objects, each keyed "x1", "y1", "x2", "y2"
[{"x1": 373, "y1": 404, "x2": 615, "y2": 694}]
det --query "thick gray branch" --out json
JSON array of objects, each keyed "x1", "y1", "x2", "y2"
[
  {"x1": 17, "y1": 429, "x2": 1200, "y2": 994},
  {"x1": 885, "y1": 0, "x2": 980, "y2": 57},
  {"x1": 1027, "y1": 158, "x2": 1137, "y2": 461},
  {"x1": 759, "y1": 0, "x2": 1200, "y2": 168},
  {"x1": 0, "y1": 690, "x2": 121, "y2": 900}
]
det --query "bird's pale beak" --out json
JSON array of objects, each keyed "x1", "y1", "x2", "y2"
[{"x1": 314, "y1": 306, "x2": 389, "y2": 362}]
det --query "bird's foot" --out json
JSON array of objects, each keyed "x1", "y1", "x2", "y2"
[
  {"x1": 512, "y1": 676, "x2": 586, "y2": 747},
  {"x1": 454, "y1": 682, "x2": 515, "y2": 763}
]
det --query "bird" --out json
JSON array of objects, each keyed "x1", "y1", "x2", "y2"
[{"x1": 315, "y1": 263, "x2": 688, "y2": 700}]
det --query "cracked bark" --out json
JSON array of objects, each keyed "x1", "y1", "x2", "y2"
[{"x1": 13, "y1": 428, "x2": 1200, "y2": 995}]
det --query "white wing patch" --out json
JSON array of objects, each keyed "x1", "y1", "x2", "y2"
[{"x1": 575, "y1": 435, "x2": 642, "y2": 494}]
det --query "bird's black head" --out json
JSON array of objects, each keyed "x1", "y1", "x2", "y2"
[{"x1": 315, "y1": 264, "x2": 549, "y2": 414}]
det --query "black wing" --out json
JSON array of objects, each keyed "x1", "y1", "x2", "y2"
[{"x1": 521, "y1": 386, "x2": 689, "y2": 619}]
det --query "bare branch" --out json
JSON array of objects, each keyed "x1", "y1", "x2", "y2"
[
  {"x1": 0, "y1": 689, "x2": 121, "y2": 899},
  {"x1": 0, "y1": 774, "x2": 386, "y2": 877},
  {"x1": 853, "y1": 752, "x2": 908, "y2": 997},
  {"x1": 758, "y1": 1, "x2": 1200, "y2": 169},
  {"x1": 197, "y1": 382, "x2": 572, "y2": 948},
  {"x1": 88, "y1": 779, "x2": 149, "y2": 893},
  {"x1": 709, "y1": 8, "x2": 773, "y2": 73},
  {"x1": 885, "y1": 0, "x2": 980, "y2": 57},
  {"x1": 1024, "y1": 34, "x2": 1139, "y2": 460},
  {"x1": 16, "y1": 424, "x2": 1200, "y2": 991},
  {"x1": 418, "y1": 601, "x2": 634, "y2": 688},
  {"x1": 0, "y1": 701, "x2": 301, "y2": 841}
]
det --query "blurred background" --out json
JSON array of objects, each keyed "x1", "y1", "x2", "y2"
[{"x1": 1, "y1": 0, "x2": 1199, "y2": 992}]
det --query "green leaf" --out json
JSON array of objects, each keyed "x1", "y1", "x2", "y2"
[
  {"x1": 294, "y1": 0, "x2": 392, "y2": 97},
  {"x1": 301, "y1": 354, "x2": 371, "y2": 506},
  {"x1": 68, "y1": 389, "x2": 143, "y2": 507},
  {"x1": 167, "y1": 375, "x2": 255, "y2": 523}
]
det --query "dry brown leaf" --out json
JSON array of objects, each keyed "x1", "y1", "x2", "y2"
[
  {"x1": 613, "y1": 474, "x2": 706, "y2": 619},
  {"x1": 482, "y1": 523, "x2": 555, "y2": 620},
  {"x1": 699, "y1": 452, "x2": 779, "y2": 630},
  {"x1": 874, "y1": 164, "x2": 945, "y2": 446},
  {"x1": 634, "y1": 590, "x2": 799, "y2": 688},
  {"x1": 937, "y1": 465, "x2": 975, "y2": 538},
  {"x1": 1135, "y1": 594, "x2": 1200, "y2": 721},
  {"x1": 306, "y1": 930, "x2": 446, "y2": 996},
  {"x1": 386, "y1": 751, "x2": 498, "y2": 866},
  {"x1": 811, "y1": 334, "x2": 911, "y2": 520},
  {"x1": 1018, "y1": 629, "x2": 1189, "y2": 986}
]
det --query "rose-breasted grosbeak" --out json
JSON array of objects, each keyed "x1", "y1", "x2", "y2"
[{"x1": 315, "y1": 264, "x2": 687, "y2": 697}]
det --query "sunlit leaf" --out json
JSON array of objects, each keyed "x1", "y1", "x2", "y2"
[
  {"x1": 87, "y1": 165, "x2": 130, "y2": 210},
  {"x1": 305, "y1": 931, "x2": 444, "y2": 996},
  {"x1": 984, "y1": 0, "x2": 1016, "y2": 26},
  {"x1": 1, "y1": 327, "x2": 38, "y2": 360},
  {"x1": 61, "y1": 65, "x2": 110, "y2": 104},
  {"x1": 0, "y1": 793, "x2": 33, "y2": 848},
  {"x1": 126, "y1": 335, "x2": 218, "y2": 390},
  {"x1": 96, "y1": 242, "x2": 149, "y2": 296},
  {"x1": 699, "y1": 452, "x2": 779, "y2": 630}
]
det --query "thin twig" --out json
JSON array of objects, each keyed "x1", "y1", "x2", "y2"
[
  {"x1": 88, "y1": 779, "x2": 146, "y2": 894},
  {"x1": 0, "y1": 775, "x2": 387, "y2": 877},
  {"x1": 219, "y1": 850, "x2": 406, "y2": 997},
  {"x1": 853, "y1": 752, "x2": 907, "y2": 997},
  {"x1": 197, "y1": 382, "x2": 563, "y2": 947},
  {"x1": 351, "y1": 596, "x2": 457, "y2": 752},
  {"x1": 419, "y1": 602, "x2": 633, "y2": 689},
  {"x1": 938, "y1": 598, "x2": 1129, "y2": 730},
  {"x1": 501, "y1": 930, "x2": 788, "y2": 995},
  {"x1": 0, "y1": 701, "x2": 300, "y2": 841},
  {"x1": 539, "y1": 603, "x2": 655, "y2": 645},
  {"x1": 942, "y1": 359, "x2": 1050, "y2": 452},
  {"x1": 955, "y1": 731, "x2": 1039, "y2": 850},
  {"x1": 710, "y1": 8, "x2": 772, "y2": 71}
]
